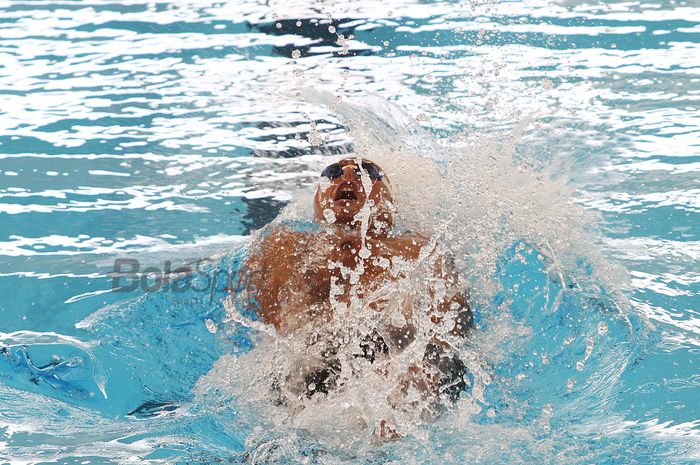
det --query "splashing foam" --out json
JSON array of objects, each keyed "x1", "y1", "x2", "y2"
[
  {"x1": 195, "y1": 91, "x2": 630, "y2": 457},
  {"x1": 304, "y1": 90, "x2": 628, "y2": 304}
]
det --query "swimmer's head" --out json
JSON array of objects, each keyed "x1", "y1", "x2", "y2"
[{"x1": 314, "y1": 157, "x2": 395, "y2": 235}]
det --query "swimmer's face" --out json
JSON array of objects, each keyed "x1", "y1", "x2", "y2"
[{"x1": 314, "y1": 158, "x2": 394, "y2": 232}]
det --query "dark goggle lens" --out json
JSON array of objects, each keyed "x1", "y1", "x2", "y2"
[
  {"x1": 361, "y1": 162, "x2": 383, "y2": 181},
  {"x1": 320, "y1": 164, "x2": 343, "y2": 179},
  {"x1": 320, "y1": 162, "x2": 384, "y2": 181}
]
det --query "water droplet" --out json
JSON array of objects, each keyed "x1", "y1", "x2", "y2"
[
  {"x1": 567, "y1": 378, "x2": 575, "y2": 391},
  {"x1": 205, "y1": 318, "x2": 217, "y2": 334},
  {"x1": 377, "y1": 257, "x2": 390, "y2": 269},
  {"x1": 576, "y1": 360, "x2": 585, "y2": 371},
  {"x1": 391, "y1": 310, "x2": 406, "y2": 327},
  {"x1": 328, "y1": 25, "x2": 336, "y2": 33},
  {"x1": 323, "y1": 209, "x2": 336, "y2": 223},
  {"x1": 293, "y1": 68, "x2": 304, "y2": 77},
  {"x1": 598, "y1": 321, "x2": 608, "y2": 334},
  {"x1": 611, "y1": 43, "x2": 617, "y2": 48},
  {"x1": 291, "y1": 49, "x2": 301, "y2": 59},
  {"x1": 271, "y1": 12, "x2": 278, "y2": 20},
  {"x1": 296, "y1": 20, "x2": 302, "y2": 27},
  {"x1": 275, "y1": 22, "x2": 282, "y2": 29},
  {"x1": 541, "y1": 78, "x2": 553, "y2": 90},
  {"x1": 541, "y1": 404, "x2": 553, "y2": 417},
  {"x1": 383, "y1": 40, "x2": 390, "y2": 47},
  {"x1": 308, "y1": 127, "x2": 322, "y2": 146}
]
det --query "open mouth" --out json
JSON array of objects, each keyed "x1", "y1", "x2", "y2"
[{"x1": 335, "y1": 187, "x2": 358, "y2": 201}]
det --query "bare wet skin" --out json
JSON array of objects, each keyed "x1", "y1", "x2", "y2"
[
  {"x1": 238, "y1": 158, "x2": 472, "y2": 439},
  {"x1": 246, "y1": 227, "x2": 427, "y2": 335}
]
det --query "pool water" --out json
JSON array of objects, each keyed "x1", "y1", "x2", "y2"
[{"x1": 1, "y1": 0, "x2": 699, "y2": 464}]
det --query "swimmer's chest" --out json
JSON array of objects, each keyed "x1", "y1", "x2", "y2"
[{"x1": 286, "y1": 235, "x2": 423, "y2": 303}]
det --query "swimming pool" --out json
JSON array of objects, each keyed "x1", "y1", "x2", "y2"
[{"x1": 1, "y1": 0, "x2": 698, "y2": 463}]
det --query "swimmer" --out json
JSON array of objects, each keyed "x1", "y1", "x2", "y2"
[{"x1": 239, "y1": 157, "x2": 472, "y2": 433}]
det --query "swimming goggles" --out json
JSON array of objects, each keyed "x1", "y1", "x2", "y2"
[{"x1": 320, "y1": 161, "x2": 384, "y2": 181}]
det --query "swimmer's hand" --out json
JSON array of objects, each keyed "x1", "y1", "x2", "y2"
[
  {"x1": 371, "y1": 419, "x2": 401, "y2": 443},
  {"x1": 386, "y1": 362, "x2": 438, "y2": 422}
]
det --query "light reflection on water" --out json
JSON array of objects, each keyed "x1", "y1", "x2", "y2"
[{"x1": 0, "y1": 0, "x2": 699, "y2": 463}]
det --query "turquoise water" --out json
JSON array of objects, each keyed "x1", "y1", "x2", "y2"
[{"x1": 1, "y1": 0, "x2": 699, "y2": 463}]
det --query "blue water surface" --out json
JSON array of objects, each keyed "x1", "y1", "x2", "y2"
[{"x1": 1, "y1": 0, "x2": 699, "y2": 464}]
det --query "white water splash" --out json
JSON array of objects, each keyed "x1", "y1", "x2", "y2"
[{"x1": 193, "y1": 91, "x2": 637, "y2": 462}]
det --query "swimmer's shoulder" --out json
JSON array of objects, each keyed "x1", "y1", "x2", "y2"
[
  {"x1": 383, "y1": 231, "x2": 459, "y2": 272},
  {"x1": 255, "y1": 220, "x2": 320, "y2": 244},
  {"x1": 382, "y1": 231, "x2": 429, "y2": 259},
  {"x1": 249, "y1": 220, "x2": 321, "y2": 264}
]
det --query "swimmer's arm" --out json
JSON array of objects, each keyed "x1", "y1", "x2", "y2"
[
  {"x1": 387, "y1": 235, "x2": 472, "y2": 337},
  {"x1": 428, "y1": 252, "x2": 473, "y2": 338},
  {"x1": 240, "y1": 226, "x2": 309, "y2": 331}
]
